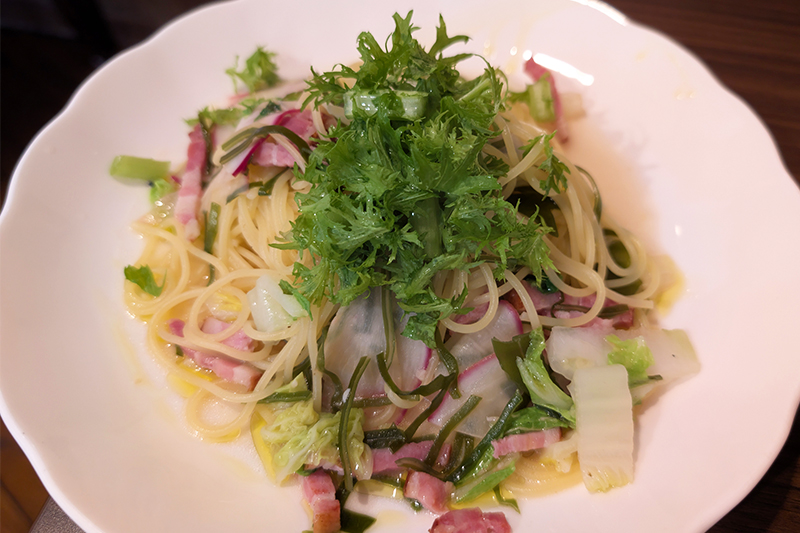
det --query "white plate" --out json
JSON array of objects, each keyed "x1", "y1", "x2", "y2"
[{"x1": 2, "y1": 1, "x2": 799, "y2": 532}]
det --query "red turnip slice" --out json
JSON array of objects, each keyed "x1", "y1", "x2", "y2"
[
  {"x1": 445, "y1": 301, "x2": 522, "y2": 370},
  {"x1": 428, "y1": 354, "x2": 518, "y2": 438}
]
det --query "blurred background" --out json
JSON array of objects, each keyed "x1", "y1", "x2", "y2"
[{"x1": 1, "y1": 0, "x2": 798, "y2": 531}]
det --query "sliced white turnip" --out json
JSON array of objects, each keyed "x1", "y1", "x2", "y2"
[
  {"x1": 445, "y1": 300, "x2": 523, "y2": 370},
  {"x1": 324, "y1": 289, "x2": 433, "y2": 399},
  {"x1": 428, "y1": 354, "x2": 518, "y2": 438}
]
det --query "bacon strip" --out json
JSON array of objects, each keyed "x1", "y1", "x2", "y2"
[
  {"x1": 405, "y1": 471, "x2": 452, "y2": 514},
  {"x1": 253, "y1": 109, "x2": 317, "y2": 168},
  {"x1": 275, "y1": 108, "x2": 318, "y2": 139},
  {"x1": 301, "y1": 470, "x2": 341, "y2": 533},
  {"x1": 168, "y1": 319, "x2": 261, "y2": 390},
  {"x1": 504, "y1": 280, "x2": 561, "y2": 315},
  {"x1": 492, "y1": 427, "x2": 561, "y2": 458},
  {"x1": 553, "y1": 294, "x2": 634, "y2": 329},
  {"x1": 429, "y1": 508, "x2": 512, "y2": 533},
  {"x1": 504, "y1": 281, "x2": 634, "y2": 329},
  {"x1": 371, "y1": 441, "x2": 451, "y2": 474},
  {"x1": 174, "y1": 123, "x2": 207, "y2": 241},
  {"x1": 253, "y1": 142, "x2": 298, "y2": 167},
  {"x1": 200, "y1": 317, "x2": 255, "y2": 351}
]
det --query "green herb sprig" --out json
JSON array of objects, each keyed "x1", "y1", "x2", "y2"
[
  {"x1": 226, "y1": 47, "x2": 280, "y2": 94},
  {"x1": 276, "y1": 11, "x2": 555, "y2": 347},
  {"x1": 124, "y1": 265, "x2": 165, "y2": 297}
]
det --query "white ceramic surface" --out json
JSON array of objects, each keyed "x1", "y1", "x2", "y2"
[{"x1": 2, "y1": 1, "x2": 799, "y2": 532}]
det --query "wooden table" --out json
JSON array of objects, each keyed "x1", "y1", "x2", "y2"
[{"x1": 1, "y1": 1, "x2": 798, "y2": 532}]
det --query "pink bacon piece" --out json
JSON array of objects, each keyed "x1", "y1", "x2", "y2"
[
  {"x1": 252, "y1": 109, "x2": 317, "y2": 168},
  {"x1": 554, "y1": 293, "x2": 634, "y2": 330},
  {"x1": 505, "y1": 281, "x2": 634, "y2": 329},
  {"x1": 301, "y1": 470, "x2": 341, "y2": 533},
  {"x1": 174, "y1": 123, "x2": 207, "y2": 241},
  {"x1": 504, "y1": 280, "x2": 562, "y2": 315},
  {"x1": 200, "y1": 317, "x2": 255, "y2": 351},
  {"x1": 168, "y1": 319, "x2": 262, "y2": 390},
  {"x1": 491, "y1": 427, "x2": 561, "y2": 458},
  {"x1": 253, "y1": 142, "x2": 298, "y2": 168},
  {"x1": 524, "y1": 58, "x2": 569, "y2": 143},
  {"x1": 275, "y1": 108, "x2": 318, "y2": 139},
  {"x1": 405, "y1": 471, "x2": 452, "y2": 514},
  {"x1": 430, "y1": 508, "x2": 512, "y2": 533},
  {"x1": 371, "y1": 441, "x2": 451, "y2": 475}
]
